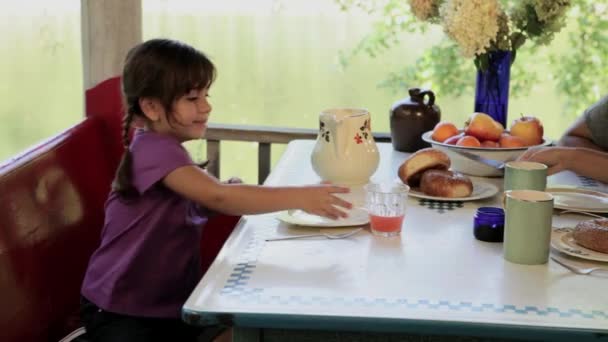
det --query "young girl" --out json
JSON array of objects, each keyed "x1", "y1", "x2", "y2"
[{"x1": 80, "y1": 38, "x2": 352, "y2": 342}]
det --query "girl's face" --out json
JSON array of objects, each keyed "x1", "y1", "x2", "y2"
[{"x1": 146, "y1": 88, "x2": 212, "y2": 141}]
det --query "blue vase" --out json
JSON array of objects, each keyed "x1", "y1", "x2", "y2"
[{"x1": 474, "y1": 50, "x2": 511, "y2": 128}]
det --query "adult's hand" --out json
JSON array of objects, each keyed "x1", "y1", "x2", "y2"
[
  {"x1": 517, "y1": 147, "x2": 574, "y2": 175},
  {"x1": 518, "y1": 146, "x2": 608, "y2": 183}
]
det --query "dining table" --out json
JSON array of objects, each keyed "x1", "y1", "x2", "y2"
[{"x1": 183, "y1": 140, "x2": 608, "y2": 342}]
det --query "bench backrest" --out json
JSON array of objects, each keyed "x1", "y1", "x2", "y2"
[
  {"x1": 0, "y1": 76, "x2": 240, "y2": 341},
  {"x1": 0, "y1": 116, "x2": 120, "y2": 341}
]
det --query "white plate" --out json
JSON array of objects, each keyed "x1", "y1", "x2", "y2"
[
  {"x1": 551, "y1": 227, "x2": 608, "y2": 263},
  {"x1": 277, "y1": 207, "x2": 369, "y2": 227},
  {"x1": 408, "y1": 179, "x2": 499, "y2": 202},
  {"x1": 547, "y1": 188, "x2": 608, "y2": 213}
]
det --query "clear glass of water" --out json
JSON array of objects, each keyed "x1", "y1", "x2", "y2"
[{"x1": 364, "y1": 182, "x2": 409, "y2": 237}]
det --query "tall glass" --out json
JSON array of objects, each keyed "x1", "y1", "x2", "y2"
[{"x1": 364, "y1": 182, "x2": 409, "y2": 237}]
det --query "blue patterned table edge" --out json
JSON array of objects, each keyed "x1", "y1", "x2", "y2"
[
  {"x1": 181, "y1": 310, "x2": 608, "y2": 342},
  {"x1": 182, "y1": 147, "x2": 608, "y2": 339},
  {"x1": 184, "y1": 229, "x2": 608, "y2": 336}
]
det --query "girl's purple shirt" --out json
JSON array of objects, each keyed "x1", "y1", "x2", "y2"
[{"x1": 81, "y1": 129, "x2": 209, "y2": 318}]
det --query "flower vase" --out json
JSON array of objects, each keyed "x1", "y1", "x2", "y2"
[{"x1": 474, "y1": 50, "x2": 511, "y2": 128}]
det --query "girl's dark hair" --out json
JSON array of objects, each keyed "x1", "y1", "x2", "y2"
[{"x1": 112, "y1": 38, "x2": 216, "y2": 197}]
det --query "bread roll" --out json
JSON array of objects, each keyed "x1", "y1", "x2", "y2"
[
  {"x1": 420, "y1": 170, "x2": 473, "y2": 198},
  {"x1": 573, "y1": 218, "x2": 608, "y2": 254},
  {"x1": 398, "y1": 148, "x2": 450, "y2": 187}
]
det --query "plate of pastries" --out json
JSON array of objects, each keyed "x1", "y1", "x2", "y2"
[
  {"x1": 551, "y1": 218, "x2": 608, "y2": 262},
  {"x1": 398, "y1": 147, "x2": 499, "y2": 201}
]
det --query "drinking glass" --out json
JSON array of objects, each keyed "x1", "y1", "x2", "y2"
[
  {"x1": 503, "y1": 190, "x2": 554, "y2": 265},
  {"x1": 364, "y1": 182, "x2": 409, "y2": 237},
  {"x1": 504, "y1": 161, "x2": 547, "y2": 191}
]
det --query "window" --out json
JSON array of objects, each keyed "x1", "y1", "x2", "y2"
[
  {"x1": 143, "y1": 0, "x2": 592, "y2": 183},
  {"x1": 0, "y1": 0, "x2": 82, "y2": 162}
]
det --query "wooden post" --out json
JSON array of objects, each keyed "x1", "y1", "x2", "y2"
[
  {"x1": 81, "y1": 0, "x2": 142, "y2": 89},
  {"x1": 207, "y1": 140, "x2": 221, "y2": 179},
  {"x1": 258, "y1": 143, "x2": 271, "y2": 184}
]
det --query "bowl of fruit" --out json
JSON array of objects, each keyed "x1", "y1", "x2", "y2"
[{"x1": 421, "y1": 112, "x2": 552, "y2": 177}]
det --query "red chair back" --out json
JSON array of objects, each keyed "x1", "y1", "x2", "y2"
[{"x1": 0, "y1": 116, "x2": 117, "y2": 341}]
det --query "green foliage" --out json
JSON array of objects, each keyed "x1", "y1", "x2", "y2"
[
  {"x1": 378, "y1": 40, "x2": 474, "y2": 98},
  {"x1": 336, "y1": 0, "x2": 607, "y2": 115},
  {"x1": 337, "y1": 0, "x2": 425, "y2": 62},
  {"x1": 551, "y1": 1, "x2": 608, "y2": 113}
]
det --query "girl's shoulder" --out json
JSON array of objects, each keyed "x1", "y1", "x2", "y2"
[
  {"x1": 128, "y1": 130, "x2": 194, "y2": 194},
  {"x1": 131, "y1": 129, "x2": 182, "y2": 148},
  {"x1": 130, "y1": 129, "x2": 188, "y2": 158}
]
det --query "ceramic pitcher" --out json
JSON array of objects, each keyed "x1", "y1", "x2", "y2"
[{"x1": 310, "y1": 108, "x2": 380, "y2": 185}]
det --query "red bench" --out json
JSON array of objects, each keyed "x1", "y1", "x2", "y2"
[
  {"x1": 0, "y1": 116, "x2": 119, "y2": 341},
  {"x1": 0, "y1": 78, "x2": 239, "y2": 341}
]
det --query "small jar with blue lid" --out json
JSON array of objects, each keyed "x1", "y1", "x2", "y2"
[{"x1": 473, "y1": 207, "x2": 505, "y2": 242}]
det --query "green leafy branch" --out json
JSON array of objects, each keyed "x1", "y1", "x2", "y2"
[{"x1": 335, "y1": 0, "x2": 607, "y2": 116}]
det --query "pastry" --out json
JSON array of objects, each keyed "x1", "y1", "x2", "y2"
[
  {"x1": 573, "y1": 218, "x2": 608, "y2": 254},
  {"x1": 398, "y1": 148, "x2": 450, "y2": 187},
  {"x1": 420, "y1": 169, "x2": 473, "y2": 198}
]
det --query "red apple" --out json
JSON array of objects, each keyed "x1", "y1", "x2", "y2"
[
  {"x1": 456, "y1": 135, "x2": 481, "y2": 147},
  {"x1": 444, "y1": 133, "x2": 464, "y2": 145},
  {"x1": 481, "y1": 140, "x2": 499, "y2": 148},
  {"x1": 499, "y1": 133, "x2": 526, "y2": 148},
  {"x1": 464, "y1": 112, "x2": 504, "y2": 142},
  {"x1": 509, "y1": 115, "x2": 543, "y2": 146}
]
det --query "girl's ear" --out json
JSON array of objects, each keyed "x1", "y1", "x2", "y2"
[{"x1": 139, "y1": 97, "x2": 162, "y2": 122}]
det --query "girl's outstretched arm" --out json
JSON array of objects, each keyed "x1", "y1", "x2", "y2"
[{"x1": 163, "y1": 165, "x2": 352, "y2": 219}]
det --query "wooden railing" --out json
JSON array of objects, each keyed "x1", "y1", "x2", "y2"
[{"x1": 205, "y1": 123, "x2": 392, "y2": 184}]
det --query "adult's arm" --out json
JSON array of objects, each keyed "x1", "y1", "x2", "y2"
[
  {"x1": 559, "y1": 96, "x2": 608, "y2": 151},
  {"x1": 558, "y1": 115, "x2": 603, "y2": 150},
  {"x1": 519, "y1": 147, "x2": 608, "y2": 183},
  {"x1": 565, "y1": 148, "x2": 608, "y2": 183}
]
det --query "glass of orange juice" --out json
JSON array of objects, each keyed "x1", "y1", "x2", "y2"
[{"x1": 364, "y1": 182, "x2": 409, "y2": 237}]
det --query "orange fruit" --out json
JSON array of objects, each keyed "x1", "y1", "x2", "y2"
[{"x1": 431, "y1": 122, "x2": 459, "y2": 143}]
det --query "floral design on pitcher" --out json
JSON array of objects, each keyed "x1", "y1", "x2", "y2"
[
  {"x1": 354, "y1": 133, "x2": 363, "y2": 144},
  {"x1": 360, "y1": 119, "x2": 370, "y2": 139},
  {"x1": 319, "y1": 121, "x2": 330, "y2": 142}
]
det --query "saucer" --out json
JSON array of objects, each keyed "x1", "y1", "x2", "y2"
[
  {"x1": 546, "y1": 188, "x2": 608, "y2": 213},
  {"x1": 551, "y1": 227, "x2": 608, "y2": 263},
  {"x1": 277, "y1": 207, "x2": 369, "y2": 227}
]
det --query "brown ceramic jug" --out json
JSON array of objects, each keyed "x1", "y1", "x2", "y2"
[{"x1": 390, "y1": 88, "x2": 441, "y2": 152}]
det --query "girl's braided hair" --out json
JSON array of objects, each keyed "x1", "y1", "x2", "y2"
[{"x1": 112, "y1": 39, "x2": 216, "y2": 197}]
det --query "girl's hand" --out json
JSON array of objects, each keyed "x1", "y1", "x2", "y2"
[
  {"x1": 517, "y1": 147, "x2": 573, "y2": 175},
  {"x1": 299, "y1": 185, "x2": 352, "y2": 220}
]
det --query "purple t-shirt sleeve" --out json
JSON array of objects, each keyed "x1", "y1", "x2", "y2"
[{"x1": 130, "y1": 131, "x2": 194, "y2": 194}]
